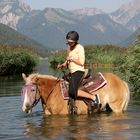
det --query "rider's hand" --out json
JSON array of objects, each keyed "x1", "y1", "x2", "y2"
[
  {"x1": 57, "y1": 64, "x2": 63, "y2": 69},
  {"x1": 66, "y1": 56, "x2": 73, "y2": 62}
]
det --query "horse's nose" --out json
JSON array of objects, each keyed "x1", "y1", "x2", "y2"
[
  {"x1": 23, "y1": 103, "x2": 31, "y2": 113},
  {"x1": 25, "y1": 103, "x2": 31, "y2": 109}
]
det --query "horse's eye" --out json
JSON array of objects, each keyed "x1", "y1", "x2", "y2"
[{"x1": 31, "y1": 88, "x2": 36, "y2": 92}]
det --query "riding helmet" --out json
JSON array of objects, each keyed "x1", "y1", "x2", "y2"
[{"x1": 66, "y1": 31, "x2": 79, "y2": 42}]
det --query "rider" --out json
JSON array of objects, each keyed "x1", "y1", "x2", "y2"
[{"x1": 57, "y1": 31, "x2": 98, "y2": 113}]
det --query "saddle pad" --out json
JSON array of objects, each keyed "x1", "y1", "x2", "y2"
[
  {"x1": 60, "y1": 81, "x2": 69, "y2": 100},
  {"x1": 83, "y1": 72, "x2": 107, "y2": 93}
]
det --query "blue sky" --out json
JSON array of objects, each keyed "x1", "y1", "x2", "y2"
[{"x1": 25, "y1": 0, "x2": 132, "y2": 12}]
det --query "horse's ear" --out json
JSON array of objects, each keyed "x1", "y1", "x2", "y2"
[{"x1": 22, "y1": 73, "x2": 27, "y2": 81}]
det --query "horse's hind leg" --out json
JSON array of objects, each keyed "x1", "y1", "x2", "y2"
[
  {"x1": 122, "y1": 81, "x2": 130, "y2": 111},
  {"x1": 108, "y1": 102, "x2": 124, "y2": 113},
  {"x1": 109, "y1": 82, "x2": 130, "y2": 113},
  {"x1": 105, "y1": 104, "x2": 112, "y2": 112}
]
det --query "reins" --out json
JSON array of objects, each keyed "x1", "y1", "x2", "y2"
[
  {"x1": 45, "y1": 79, "x2": 60, "y2": 102},
  {"x1": 45, "y1": 69, "x2": 64, "y2": 102},
  {"x1": 31, "y1": 83, "x2": 40, "y2": 107},
  {"x1": 22, "y1": 83, "x2": 40, "y2": 108}
]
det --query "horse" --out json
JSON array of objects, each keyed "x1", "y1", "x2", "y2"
[{"x1": 21, "y1": 72, "x2": 130, "y2": 115}]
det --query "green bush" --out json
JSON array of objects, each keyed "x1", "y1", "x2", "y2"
[
  {"x1": 0, "y1": 45, "x2": 39, "y2": 75},
  {"x1": 48, "y1": 50, "x2": 67, "y2": 68}
]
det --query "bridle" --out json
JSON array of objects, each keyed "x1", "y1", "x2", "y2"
[{"x1": 22, "y1": 83, "x2": 40, "y2": 108}]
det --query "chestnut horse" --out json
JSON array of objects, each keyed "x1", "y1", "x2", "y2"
[{"x1": 21, "y1": 72, "x2": 130, "y2": 115}]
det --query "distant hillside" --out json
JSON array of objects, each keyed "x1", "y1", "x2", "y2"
[
  {"x1": 120, "y1": 28, "x2": 140, "y2": 46},
  {"x1": 0, "y1": 23, "x2": 50, "y2": 57}
]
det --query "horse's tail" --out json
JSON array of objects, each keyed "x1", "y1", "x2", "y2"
[{"x1": 122, "y1": 81, "x2": 130, "y2": 111}]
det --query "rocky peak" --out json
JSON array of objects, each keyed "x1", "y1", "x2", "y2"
[
  {"x1": 0, "y1": 0, "x2": 31, "y2": 13},
  {"x1": 72, "y1": 7, "x2": 104, "y2": 16},
  {"x1": 0, "y1": 0, "x2": 31, "y2": 29},
  {"x1": 111, "y1": 0, "x2": 140, "y2": 25}
]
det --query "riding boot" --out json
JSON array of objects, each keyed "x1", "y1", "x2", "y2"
[{"x1": 68, "y1": 98, "x2": 77, "y2": 114}]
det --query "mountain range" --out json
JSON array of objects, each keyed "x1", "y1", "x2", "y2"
[{"x1": 0, "y1": 0, "x2": 140, "y2": 49}]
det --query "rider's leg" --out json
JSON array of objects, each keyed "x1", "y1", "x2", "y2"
[
  {"x1": 68, "y1": 71, "x2": 84, "y2": 114},
  {"x1": 69, "y1": 71, "x2": 84, "y2": 99},
  {"x1": 78, "y1": 90, "x2": 99, "y2": 107},
  {"x1": 78, "y1": 90, "x2": 96, "y2": 100}
]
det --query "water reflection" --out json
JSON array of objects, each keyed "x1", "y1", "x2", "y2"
[
  {"x1": 96, "y1": 113, "x2": 131, "y2": 139},
  {"x1": 23, "y1": 112, "x2": 134, "y2": 140},
  {"x1": 0, "y1": 76, "x2": 23, "y2": 97}
]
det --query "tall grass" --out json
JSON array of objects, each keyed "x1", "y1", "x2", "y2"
[
  {"x1": 115, "y1": 41, "x2": 140, "y2": 99},
  {"x1": 48, "y1": 44, "x2": 127, "y2": 68},
  {"x1": 85, "y1": 45, "x2": 126, "y2": 64}
]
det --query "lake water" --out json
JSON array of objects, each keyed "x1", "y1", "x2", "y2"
[{"x1": 0, "y1": 60, "x2": 140, "y2": 140}]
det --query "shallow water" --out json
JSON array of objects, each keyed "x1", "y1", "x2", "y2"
[
  {"x1": 0, "y1": 95, "x2": 140, "y2": 140},
  {"x1": 0, "y1": 60, "x2": 140, "y2": 140}
]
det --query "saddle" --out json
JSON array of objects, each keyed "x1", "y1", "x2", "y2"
[
  {"x1": 60, "y1": 69, "x2": 107, "y2": 99},
  {"x1": 80, "y1": 69, "x2": 107, "y2": 93}
]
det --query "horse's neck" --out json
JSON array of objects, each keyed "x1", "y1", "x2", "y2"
[
  {"x1": 38, "y1": 77, "x2": 60, "y2": 96},
  {"x1": 41, "y1": 79, "x2": 67, "y2": 113}
]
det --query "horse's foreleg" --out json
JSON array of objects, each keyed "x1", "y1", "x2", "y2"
[{"x1": 41, "y1": 102, "x2": 51, "y2": 115}]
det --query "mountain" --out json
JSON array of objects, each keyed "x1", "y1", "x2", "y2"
[
  {"x1": 0, "y1": 23, "x2": 49, "y2": 56},
  {"x1": 111, "y1": 0, "x2": 140, "y2": 31},
  {"x1": 16, "y1": 8, "x2": 132, "y2": 48},
  {"x1": 81, "y1": 14, "x2": 132, "y2": 44},
  {"x1": 1, "y1": 0, "x2": 140, "y2": 49}
]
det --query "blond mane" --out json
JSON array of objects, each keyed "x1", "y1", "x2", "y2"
[
  {"x1": 37, "y1": 74, "x2": 57, "y2": 80},
  {"x1": 25, "y1": 73, "x2": 57, "y2": 84}
]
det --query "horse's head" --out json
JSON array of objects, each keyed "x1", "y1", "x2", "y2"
[{"x1": 21, "y1": 73, "x2": 40, "y2": 113}]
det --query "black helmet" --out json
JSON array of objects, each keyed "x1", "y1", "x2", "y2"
[{"x1": 66, "y1": 31, "x2": 79, "y2": 42}]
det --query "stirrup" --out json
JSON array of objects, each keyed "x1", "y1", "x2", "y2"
[{"x1": 91, "y1": 94, "x2": 99, "y2": 107}]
